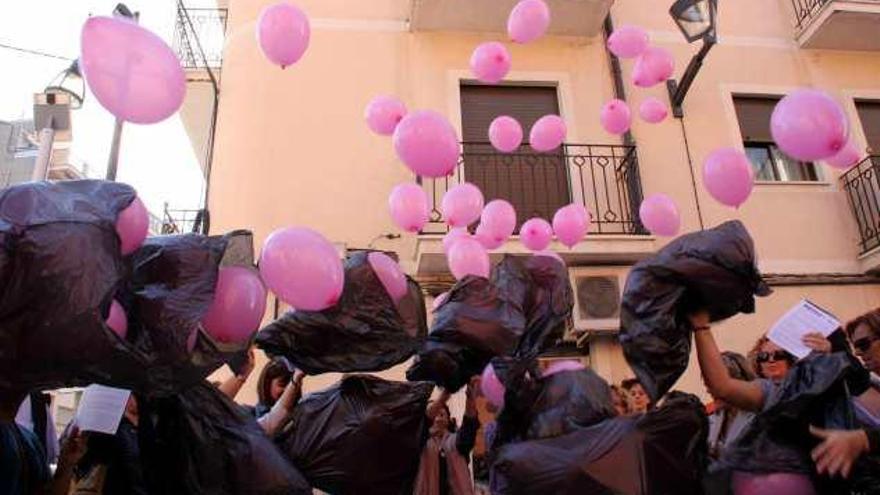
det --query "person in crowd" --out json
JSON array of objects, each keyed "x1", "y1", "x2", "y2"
[
  {"x1": 747, "y1": 332, "x2": 831, "y2": 383},
  {"x1": 415, "y1": 377, "x2": 481, "y2": 495},
  {"x1": 846, "y1": 308, "x2": 880, "y2": 429},
  {"x1": 15, "y1": 392, "x2": 59, "y2": 465},
  {"x1": 621, "y1": 378, "x2": 649, "y2": 414},
  {"x1": 218, "y1": 347, "x2": 256, "y2": 401},
  {"x1": 707, "y1": 352, "x2": 756, "y2": 460},
  {"x1": 253, "y1": 357, "x2": 305, "y2": 436},
  {"x1": 609, "y1": 384, "x2": 629, "y2": 416}
]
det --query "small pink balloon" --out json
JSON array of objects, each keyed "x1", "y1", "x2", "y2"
[
  {"x1": 475, "y1": 224, "x2": 504, "y2": 250},
  {"x1": 259, "y1": 227, "x2": 344, "y2": 311},
  {"x1": 442, "y1": 227, "x2": 471, "y2": 254},
  {"x1": 432, "y1": 291, "x2": 449, "y2": 312},
  {"x1": 202, "y1": 267, "x2": 268, "y2": 344},
  {"x1": 552, "y1": 204, "x2": 589, "y2": 248},
  {"x1": 480, "y1": 199, "x2": 517, "y2": 244},
  {"x1": 639, "y1": 97, "x2": 669, "y2": 124},
  {"x1": 607, "y1": 25, "x2": 649, "y2": 59},
  {"x1": 600, "y1": 99, "x2": 632, "y2": 135},
  {"x1": 470, "y1": 42, "x2": 511, "y2": 84},
  {"x1": 447, "y1": 238, "x2": 490, "y2": 280},
  {"x1": 489, "y1": 116, "x2": 523, "y2": 153},
  {"x1": 507, "y1": 0, "x2": 551, "y2": 44},
  {"x1": 80, "y1": 17, "x2": 185, "y2": 124},
  {"x1": 106, "y1": 299, "x2": 128, "y2": 339},
  {"x1": 543, "y1": 360, "x2": 585, "y2": 377},
  {"x1": 731, "y1": 472, "x2": 817, "y2": 495},
  {"x1": 388, "y1": 183, "x2": 429, "y2": 233},
  {"x1": 520, "y1": 217, "x2": 553, "y2": 251},
  {"x1": 116, "y1": 197, "x2": 149, "y2": 256},
  {"x1": 825, "y1": 141, "x2": 862, "y2": 170},
  {"x1": 365, "y1": 95, "x2": 407, "y2": 136},
  {"x1": 367, "y1": 252, "x2": 408, "y2": 304},
  {"x1": 632, "y1": 46, "x2": 675, "y2": 88},
  {"x1": 771, "y1": 89, "x2": 849, "y2": 161},
  {"x1": 703, "y1": 148, "x2": 755, "y2": 208},
  {"x1": 441, "y1": 183, "x2": 485, "y2": 228},
  {"x1": 639, "y1": 193, "x2": 681, "y2": 237},
  {"x1": 481, "y1": 363, "x2": 505, "y2": 408},
  {"x1": 256, "y1": 2, "x2": 311, "y2": 68},
  {"x1": 534, "y1": 250, "x2": 564, "y2": 266},
  {"x1": 530, "y1": 115, "x2": 567, "y2": 152},
  {"x1": 393, "y1": 110, "x2": 460, "y2": 178}
]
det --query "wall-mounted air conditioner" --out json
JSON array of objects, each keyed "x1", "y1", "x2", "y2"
[{"x1": 568, "y1": 266, "x2": 630, "y2": 333}]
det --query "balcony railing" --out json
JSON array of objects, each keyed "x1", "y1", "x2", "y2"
[
  {"x1": 791, "y1": 0, "x2": 830, "y2": 28},
  {"x1": 841, "y1": 155, "x2": 880, "y2": 254},
  {"x1": 173, "y1": 4, "x2": 227, "y2": 70},
  {"x1": 419, "y1": 142, "x2": 646, "y2": 236},
  {"x1": 160, "y1": 204, "x2": 209, "y2": 235}
]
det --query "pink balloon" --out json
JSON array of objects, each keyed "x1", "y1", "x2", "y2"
[
  {"x1": 256, "y1": 2, "x2": 311, "y2": 68},
  {"x1": 365, "y1": 95, "x2": 407, "y2": 136},
  {"x1": 393, "y1": 110, "x2": 460, "y2": 178},
  {"x1": 607, "y1": 25, "x2": 649, "y2": 59},
  {"x1": 530, "y1": 115, "x2": 567, "y2": 152},
  {"x1": 367, "y1": 252, "x2": 408, "y2": 304},
  {"x1": 481, "y1": 363, "x2": 505, "y2": 408},
  {"x1": 116, "y1": 197, "x2": 149, "y2": 256},
  {"x1": 826, "y1": 141, "x2": 862, "y2": 170},
  {"x1": 507, "y1": 0, "x2": 551, "y2": 44},
  {"x1": 771, "y1": 89, "x2": 849, "y2": 161},
  {"x1": 80, "y1": 17, "x2": 185, "y2": 124},
  {"x1": 639, "y1": 193, "x2": 681, "y2": 237},
  {"x1": 731, "y1": 472, "x2": 817, "y2": 495},
  {"x1": 632, "y1": 46, "x2": 675, "y2": 88},
  {"x1": 600, "y1": 99, "x2": 632, "y2": 135},
  {"x1": 259, "y1": 227, "x2": 344, "y2": 311},
  {"x1": 442, "y1": 227, "x2": 471, "y2": 254},
  {"x1": 475, "y1": 224, "x2": 504, "y2": 250},
  {"x1": 703, "y1": 148, "x2": 755, "y2": 208},
  {"x1": 441, "y1": 183, "x2": 484, "y2": 228},
  {"x1": 470, "y1": 42, "x2": 511, "y2": 84},
  {"x1": 447, "y1": 238, "x2": 490, "y2": 280},
  {"x1": 552, "y1": 204, "x2": 589, "y2": 248},
  {"x1": 388, "y1": 183, "x2": 429, "y2": 233},
  {"x1": 639, "y1": 97, "x2": 669, "y2": 124},
  {"x1": 480, "y1": 199, "x2": 517, "y2": 244},
  {"x1": 543, "y1": 360, "x2": 585, "y2": 377},
  {"x1": 432, "y1": 291, "x2": 449, "y2": 312},
  {"x1": 520, "y1": 218, "x2": 553, "y2": 251},
  {"x1": 106, "y1": 299, "x2": 128, "y2": 339},
  {"x1": 202, "y1": 267, "x2": 268, "y2": 344},
  {"x1": 534, "y1": 250, "x2": 564, "y2": 266},
  {"x1": 489, "y1": 116, "x2": 523, "y2": 153}
]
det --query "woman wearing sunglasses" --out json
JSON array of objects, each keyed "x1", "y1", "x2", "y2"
[{"x1": 748, "y1": 332, "x2": 831, "y2": 383}]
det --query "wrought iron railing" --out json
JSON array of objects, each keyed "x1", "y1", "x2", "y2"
[
  {"x1": 790, "y1": 0, "x2": 830, "y2": 29},
  {"x1": 419, "y1": 142, "x2": 646, "y2": 236},
  {"x1": 160, "y1": 204, "x2": 209, "y2": 235},
  {"x1": 841, "y1": 155, "x2": 880, "y2": 254},
  {"x1": 173, "y1": 5, "x2": 228, "y2": 69}
]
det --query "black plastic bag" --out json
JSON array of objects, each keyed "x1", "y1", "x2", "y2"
[
  {"x1": 256, "y1": 251, "x2": 428, "y2": 374},
  {"x1": 278, "y1": 375, "x2": 433, "y2": 495},
  {"x1": 516, "y1": 255, "x2": 574, "y2": 356},
  {"x1": 619, "y1": 220, "x2": 770, "y2": 400}
]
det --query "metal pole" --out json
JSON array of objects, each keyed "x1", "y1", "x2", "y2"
[
  {"x1": 105, "y1": 118, "x2": 123, "y2": 181},
  {"x1": 31, "y1": 124, "x2": 55, "y2": 182}
]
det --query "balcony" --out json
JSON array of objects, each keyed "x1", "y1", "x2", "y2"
[
  {"x1": 409, "y1": 0, "x2": 613, "y2": 37},
  {"x1": 791, "y1": 0, "x2": 880, "y2": 50},
  {"x1": 173, "y1": 4, "x2": 228, "y2": 72},
  {"x1": 842, "y1": 156, "x2": 880, "y2": 268}
]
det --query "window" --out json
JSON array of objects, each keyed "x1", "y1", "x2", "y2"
[
  {"x1": 733, "y1": 96, "x2": 819, "y2": 182},
  {"x1": 856, "y1": 99, "x2": 880, "y2": 154}
]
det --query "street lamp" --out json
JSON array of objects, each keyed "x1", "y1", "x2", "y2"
[
  {"x1": 105, "y1": 3, "x2": 139, "y2": 181},
  {"x1": 31, "y1": 61, "x2": 86, "y2": 181},
  {"x1": 666, "y1": 0, "x2": 718, "y2": 118}
]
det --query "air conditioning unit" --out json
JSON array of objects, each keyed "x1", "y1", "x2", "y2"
[{"x1": 568, "y1": 266, "x2": 629, "y2": 333}]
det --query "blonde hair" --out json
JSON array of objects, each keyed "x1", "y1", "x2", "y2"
[{"x1": 747, "y1": 334, "x2": 794, "y2": 378}]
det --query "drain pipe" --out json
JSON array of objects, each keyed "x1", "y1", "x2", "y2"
[{"x1": 603, "y1": 16, "x2": 635, "y2": 148}]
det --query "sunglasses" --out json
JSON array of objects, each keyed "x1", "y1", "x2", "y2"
[
  {"x1": 756, "y1": 350, "x2": 790, "y2": 364},
  {"x1": 853, "y1": 335, "x2": 879, "y2": 353}
]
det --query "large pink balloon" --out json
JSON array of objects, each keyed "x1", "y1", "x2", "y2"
[
  {"x1": 639, "y1": 97, "x2": 669, "y2": 124},
  {"x1": 442, "y1": 227, "x2": 471, "y2": 254},
  {"x1": 393, "y1": 110, "x2": 460, "y2": 178},
  {"x1": 441, "y1": 183, "x2": 485, "y2": 228},
  {"x1": 543, "y1": 360, "x2": 585, "y2": 377},
  {"x1": 552, "y1": 204, "x2": 589, "y2": 248},
  {"x1": 470, "y1": 42, "x2": 511, "y2": 84},
  {"x1": 259, "y1": 227, "x2": 344, "y2": 311},
  {"x1": 607, "y1": 25, "x2": 649, "y2": 59},
  {"x1": 202, "y1": 267, "x2": 268, "y2": 344},
  {"x1": 432, "y1": 291, "x2": 449, "y2": 312},
  {"x1": 475, "y1": 224, "x2": 504, "y2": 250},
  {"x1": 534, "y1": 250, "x2": 564, "y2": 266},
  {"x1": 632, "y1": 46, "x2": 675, "y2": 88},
  {"x1": 639, "y1": 193, "x2": 681, "y2": 237},
  {"x1": 388, "y1": 183, "x2": 429, "y2": 233},
  {"x1": 530, "y1": 115, "x2": 567, "y2": 152},
  {"x1": 489, "y1": 116, "x2": 523, "y2": 153},
  {"x1": 481, "y1": 363, "x2": 505, "y2": 408},
  {"x1": 367, "y1": 252, "x2": 408, "y2": 304},
  {"x1": 600, "y1": 99, "x2": 632, "y2": 135},
  {"x1": 771, "y1": 89, "x2": 849, "y2": 161},
  {"x1": 365, "y1": 95, "x2": 407, "y2": 136},
  {"x1": 257, "y1": 2, "x2": 311, "y2": 68},
  {"x1": 703, "y1": 148, "x2": 755, "y2": 208},
  {"x1": 826, "y1": 141, "x2": 862, "y2": 170},
  {"x1": 480, "y1": 199, "x2": 517, "y2": 244},
  {"x1": 447, "y1": 238, "x2": 490, "y2": 280},
  {"x1": 521, "y1": 218, "x2": 553, "y2": 251},
  {"x1": 80, "y1": 17, "x2": 185, "y2": 124},
  {"x1": 106, "y1": 299, "x2": 128, "y2": 340},
  {"x1": 507, "y1": 0, "x2": 551, "y2": 44},
  {"x1": 116, "y1": 197, "x2": 149, "y2": 256},
  {"x1": 731, "y1": 472, "x2": 817, "y2": 495}
]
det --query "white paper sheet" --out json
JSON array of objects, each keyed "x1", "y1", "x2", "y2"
[
  {"x1": 74, "y1": 385, "x2": 131, "y2": 435},
  {"x1": 768, "y1": 299, "x2": 841, "y2": 359}
]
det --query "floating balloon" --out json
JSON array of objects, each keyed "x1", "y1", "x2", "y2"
[
  {"x1": 470, "y1": 42, "x2": 511, "y2": 84},
  {"x1": 388, "y1": 183, "x2": 429, "y2": 233},
  {"x1": 259, "y1": 227, "x2": 344, "y2": 311},
  {"x1": 442, "y1": 227, "x2": 471, "y2": 254},
  {"x1": 432, "y1": 291, "x2": 449, "y2": 312},
  {"x1": 825, "y1": 141, "x2": 862, "y2": 170},
  {"x1": 441, "y1": 183, "x2": 484, "y2": 228},
  {"x1": 365, "y1": 95, "x2": 407, "y2": 136},
  {"x1": 520, "y1": 218, "x2": 553, "y2": 251},
  {"x1": 481, "y1": 363, "x2": 505, "y2": 408},
  {"x1": 607, "y1": 25, "x2": 649, "y2": 59},
  {"x1": 447, "y1": 238, "x2": 490, "y2": 280},
  {"x1": 639, "y1": 193, "x2": 681, "y2": 237},
  {"x1": 116, "y1": 197, "x2": 149, "y2": 256},
  {"x1": 632, "y1": 46, "x2": 675, "y2": 88},
  {"x1": 530, "y1": 115, "x2": 567, "y2": 152},
  {"x1": 703, "y1": 148, "x2": 755, "y2": 208},
  {"x1": 543, "y1": 360, "x2": 585, "y2": 377},
  {"x1": 507, "y1": 0, "x2": 551, "y2": 44},
  {"x1": 534, "y1": 250, "x2": 564, "y2": 266},
  {"x1": 256, "y1": 2, "x2": 311, "y2": 68},
  {"x1": 600, "y1": 99, "x2": 632, "y2": 135},
  {"x1": 367, "y1": 252, "x2": 407, "y2": 304},
  {"x1": 480, "y1": 199, "x2": 517, "y2": 244},
  {"x1": 80, "y1": 16, "x2": 186, "y2": 124},
  {"x1": 393, "y1": 110, "x2": 460, "y2": 178},
  {"x1": 489, "y1": 116, "x2": 523, "y2": 153},
  {"x1": 639, "y1": 97, "x2": 669, "y2": 124},
  {"x1": 552, "y1": 203, "x2": 589, "y2": 248},
  {"x1": 106, "y1": 299, "x2": 128, "y2": 340},
  {"x1": 202, "y1": 267, "x2": 268, "y2": 344},
  {"x1": 475, "y1": 224, "x2": 504, "y2": 250},
  {"x1": 771, "y1": 89, "x2": 849, "y2": 162}
]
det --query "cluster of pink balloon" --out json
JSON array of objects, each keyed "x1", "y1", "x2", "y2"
[{"x1": 490, "y1": 114, "x2": 566, "y2": 153}]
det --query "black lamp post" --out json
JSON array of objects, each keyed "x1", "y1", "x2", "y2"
[
  {"x1": 44, "y1": 60, "x2": 85, "y2": 110},
  {"x1": 666, "y1": 0, "x2": 718, "y2": 118}
]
